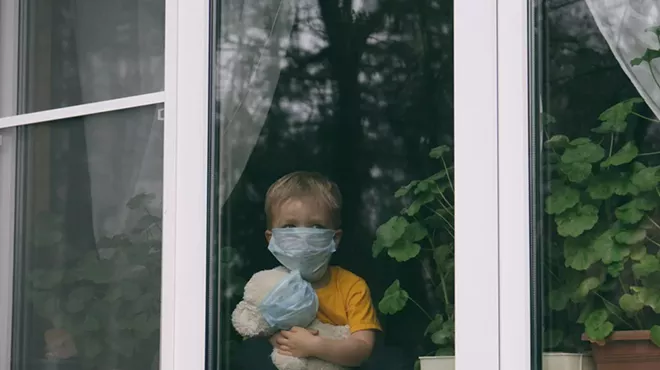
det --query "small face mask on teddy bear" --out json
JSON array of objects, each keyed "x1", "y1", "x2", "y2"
[
  {"x1": 268, "y1": 227, "x2": 337, "y2": 282},
  {"x1": 258, "y1": 270, "x2": 319, "y2": 330}
]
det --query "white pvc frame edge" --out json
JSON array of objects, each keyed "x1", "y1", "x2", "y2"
[
  {"x1": 497, "y1": 0, "x2": 532, "y2": 369},
  {"x1": 454, "y1": 0, "x2": 500, "y2": 369},
  {"x1": 0, "y1": 0, "x2": 19, "y2": 368},
  {"x1": 161, "y1": 0, "x2": 209, "y2": 368},
  {"x1": 0, "y1": 91, "x2": 165, "y2": 129},
  {"x1": 0, "y1": 130, "x2": 16, "y2": 370}
]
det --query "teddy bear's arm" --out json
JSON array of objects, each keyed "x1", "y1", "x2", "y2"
[{"x1": 231, "y1": 301, "x2": 272, "y2": 337}]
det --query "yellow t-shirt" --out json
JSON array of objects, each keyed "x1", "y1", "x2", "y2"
[{"x1": 315, "y1": 266, "x2": 382, "y2": 334}]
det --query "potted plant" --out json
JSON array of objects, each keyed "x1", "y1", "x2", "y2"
[
  {"x1": 372, "y1": 144, "x2": 599, "y2": 370},
  {"x1": 372, "y1": 145, "x2": 455, "y2": 370},
  {"x1": 27, "y1": 193, "x2": 162, "y2": 370},
  {"x1": 543, "y1": 95, "x2": 660, "y2": 370}
]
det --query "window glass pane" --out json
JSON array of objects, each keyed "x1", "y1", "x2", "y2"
[
  {"x1": 11, "y1": 105, "x2": 163, "y2": 370},
  {"x1": 534, "y1": 1, "x2": 660, "y2": 369},
  {"x1": 22, "y1": 0, "x2": 164, "y2": 113},
  {"x1": 210, "y1": 1, "x2": 454, "y2": 369}
]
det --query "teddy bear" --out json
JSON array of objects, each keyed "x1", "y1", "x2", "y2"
[{"x1": 231, "y1": 267, "x2": 351, "y2": 370}]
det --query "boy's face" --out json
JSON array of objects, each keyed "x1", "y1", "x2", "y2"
[{"x1": 265, "y1": 196, "x2": 342, "y2": 244}]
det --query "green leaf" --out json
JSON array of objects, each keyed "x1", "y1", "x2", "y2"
[
  {"x1": 615, "y1": 229, "x2": 647, "y2": 245},
  {"x1": 373, "y1": 216, "x2": 409, "y2": 256},
  {"x1": 378, "y1": 280, "x2": 409, "y2": 315},
  {"x1": 631, "y1": 49, "x2": 660, "y2": 66},
  {"x1": 405, "y1": 192, "x2": 434, "y2": 216},
  {"x1": 596, "y1": 98, "x2": 643, "y2": 134},
  {"x1": 545, "y1": 135, "x2": 570, "y2": 150},
  {"x1": 616, "y1": 200, "x2": 646, "y2": 224},
  {"x1": 577, "y1": 299, "x2": 596, "y2": 324},
  {"x1": 425, "y1": 314, "x2": 445, "y2": 335},
  {"x1": 564, "y1": 237, "x2": 599, "y2": 270},
  {"x1": 584, "y1": 309, "x2": 614, "y2": 341},
  {"x1": 403, "y1": 222, "x2": 428, "y2": 242},
  {"x1": 431, "y1": 327, "x2": 453, "y2": 346},
  {"x1": 619, "y1": 294, "x2": 644, "y2": 314},
  {"x1": 593, "y1": 98, "x2": 643, "y2": 133},
  {"x1": 632, "y1": 287, "x2": 660, "y2": 313},
  {"x1": 433, "y1": 245, "x2": 452, "y2": 268},
  {"x1": 601, "y1": 142, "x2": 638, "y2": 167},
  {"x1": 631, "y1": 166, "x2": 660, "y2": 191},
  {"x1": 555, "y1": 204, "x2": 599, "y2": 237},
  {"x1": 549, "y1": 289, "x2": 570, "y2": 311},
  {"x1": 387, "y1": 240, "x2": 421, "y2": 262},
  {"x1": 632, "y1": 255, "x2": 660, "y2": 279},
  {"x1": 575, "y1": 277, "x2": 601, "y2": 299},
  {"x1": 651, "y1": 325, "x2": 660, "y2": 347},
  {"x1": 561, "y1": 141, "x2": 605, "y2": 164},
  {"x1": 429, "y1": 145, "x2": 451, "y2": 159},
  {"x1": 545, "y1": 185, "x2": 580, "y2": 215},
  {"x1": 587, "y1": 176, "x2": 617, "y2": 200},
  {"x1": 607, "y1": 261, "x2": 625, "y2": 277},
  {"x1": 593, "y1": 229, "x2": 630, "y2": 264},
  {"x1": 592, "y1": 119, "x2": 627, "y2": 134},
  {"x1": 394, "y1": 181, "x2": 419, "y2": 198},
  {"x1": 559, "y1": 162, "x2": 592, "y2": 183},
  {"x1": 630, "y1": 244, "x2": 647, "y2": 261},
  {"x1": 426, "y1": 315, "x2": 454, "y2": 346},
  {"x1": 613, "y1": 175, "x2": 640, "y2": 196},
  {"x1": 571, "y1": 138, "x2": 591, "y2": 145}
]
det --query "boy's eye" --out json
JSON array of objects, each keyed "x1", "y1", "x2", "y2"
[
  {"x1": 312, "y1": 224, "x2": 326, "y2": 229},
  {"x1": 282, "y1": 224, "x2": 296, "y2": 228}
]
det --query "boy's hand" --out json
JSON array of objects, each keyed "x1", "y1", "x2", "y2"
[{"x1": 275, "y1": 327, "x2": 321, "y2": 358}]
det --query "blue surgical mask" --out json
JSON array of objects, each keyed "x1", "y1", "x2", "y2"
[
  {"x1": 268, "y1": 227, "x2": 337, "y2": 281},
  {"x1": 259, "y1": 270, "x2": 319, "y2": 330}
]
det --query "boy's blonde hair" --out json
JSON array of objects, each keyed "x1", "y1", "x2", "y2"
[{"x1": 265, "y1": 171, "x2": 342, "y2": 228}]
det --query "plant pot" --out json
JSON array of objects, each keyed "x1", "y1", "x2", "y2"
[
  {"x1": 419, "y1": 353, "x2": 595, "y2": 370},
  {"x1": 583, "y1": 330, "x2": 660, "y2": 370},
  {"x1": 29, "y1": 359, "x2": 81, "y2": 370},
  {"x1": 544, "y1": 352, "x2": 595, "y2": 370},
  {"x1": 419, "y1": 356, "x2": 454, "y2": 370}
]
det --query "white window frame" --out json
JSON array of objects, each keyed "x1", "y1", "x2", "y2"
[
  {"x1": 0, "y1": 1, "x2": 210, "y2": 370},
  {"x1": 496, "y1": 0, "x2": 532, "y2": 369},
  {"x1": 454, "y1": 0, "x2": 531, "y2": 370},
  {"x1": 453, "y1": 0, "x2": 500, "y2": 368},
  {"x1": 0, "y1": 1, "x2": 532, "y2": 370},
  {"x1": 0, "y1": 0, "x2": 19, "y2": 368}
]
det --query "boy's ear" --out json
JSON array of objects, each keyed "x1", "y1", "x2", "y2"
[
  {"x1": 334, "y1": 229, "x2": 343, "y2": 246},
  {"x1": 265, "y1": 230, "x2": 272, "y2": 243}
]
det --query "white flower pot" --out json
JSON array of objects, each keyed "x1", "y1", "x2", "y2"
[
  {"x1": 419, "y1": 352, "x2": 595, "y2": 370},
  {"x1": 543, "y1": 352, "x2": 595, "y2": 370}
]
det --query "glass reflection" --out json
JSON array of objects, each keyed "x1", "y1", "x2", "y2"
[
  {"x1": 211, "y1": 0, "x2": 454, "y2": 369},
  {"x1": 535, "y1": 1, "x2": 660, "y2": 369}
]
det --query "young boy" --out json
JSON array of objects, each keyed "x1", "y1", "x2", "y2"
[{"x1": 263, "y1": 171, "x2": 382, "y2": 368}]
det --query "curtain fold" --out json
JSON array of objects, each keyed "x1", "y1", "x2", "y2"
[
  {"x1": 586, "y1": 0, "x2": 660, "y2": 118},
  {"x1": 217, "y1": 0, "x2": 295, "y2": 205}
]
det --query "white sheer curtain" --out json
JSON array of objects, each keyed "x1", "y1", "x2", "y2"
[
  {"x1": 217, "y1": 0, "x2": 295, "y2": 204},
  {"x1": 586, "y1": 0, "x2": 660, "y2": 118},
  {"x1": 71, "y1": 0, "x2": 165, "y2": 238}
]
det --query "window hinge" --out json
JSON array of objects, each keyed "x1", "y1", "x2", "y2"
[{"x1": 157, "y1": 108, "x2": 164, "y2": 121}]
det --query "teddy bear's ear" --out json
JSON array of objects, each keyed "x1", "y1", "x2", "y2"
[
  {"x1": 243, "y1": 268, "x2": 290, "y2": 305},
  {"x1": 231, "y1": 301, "x2": 271, "y2": 337}
]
